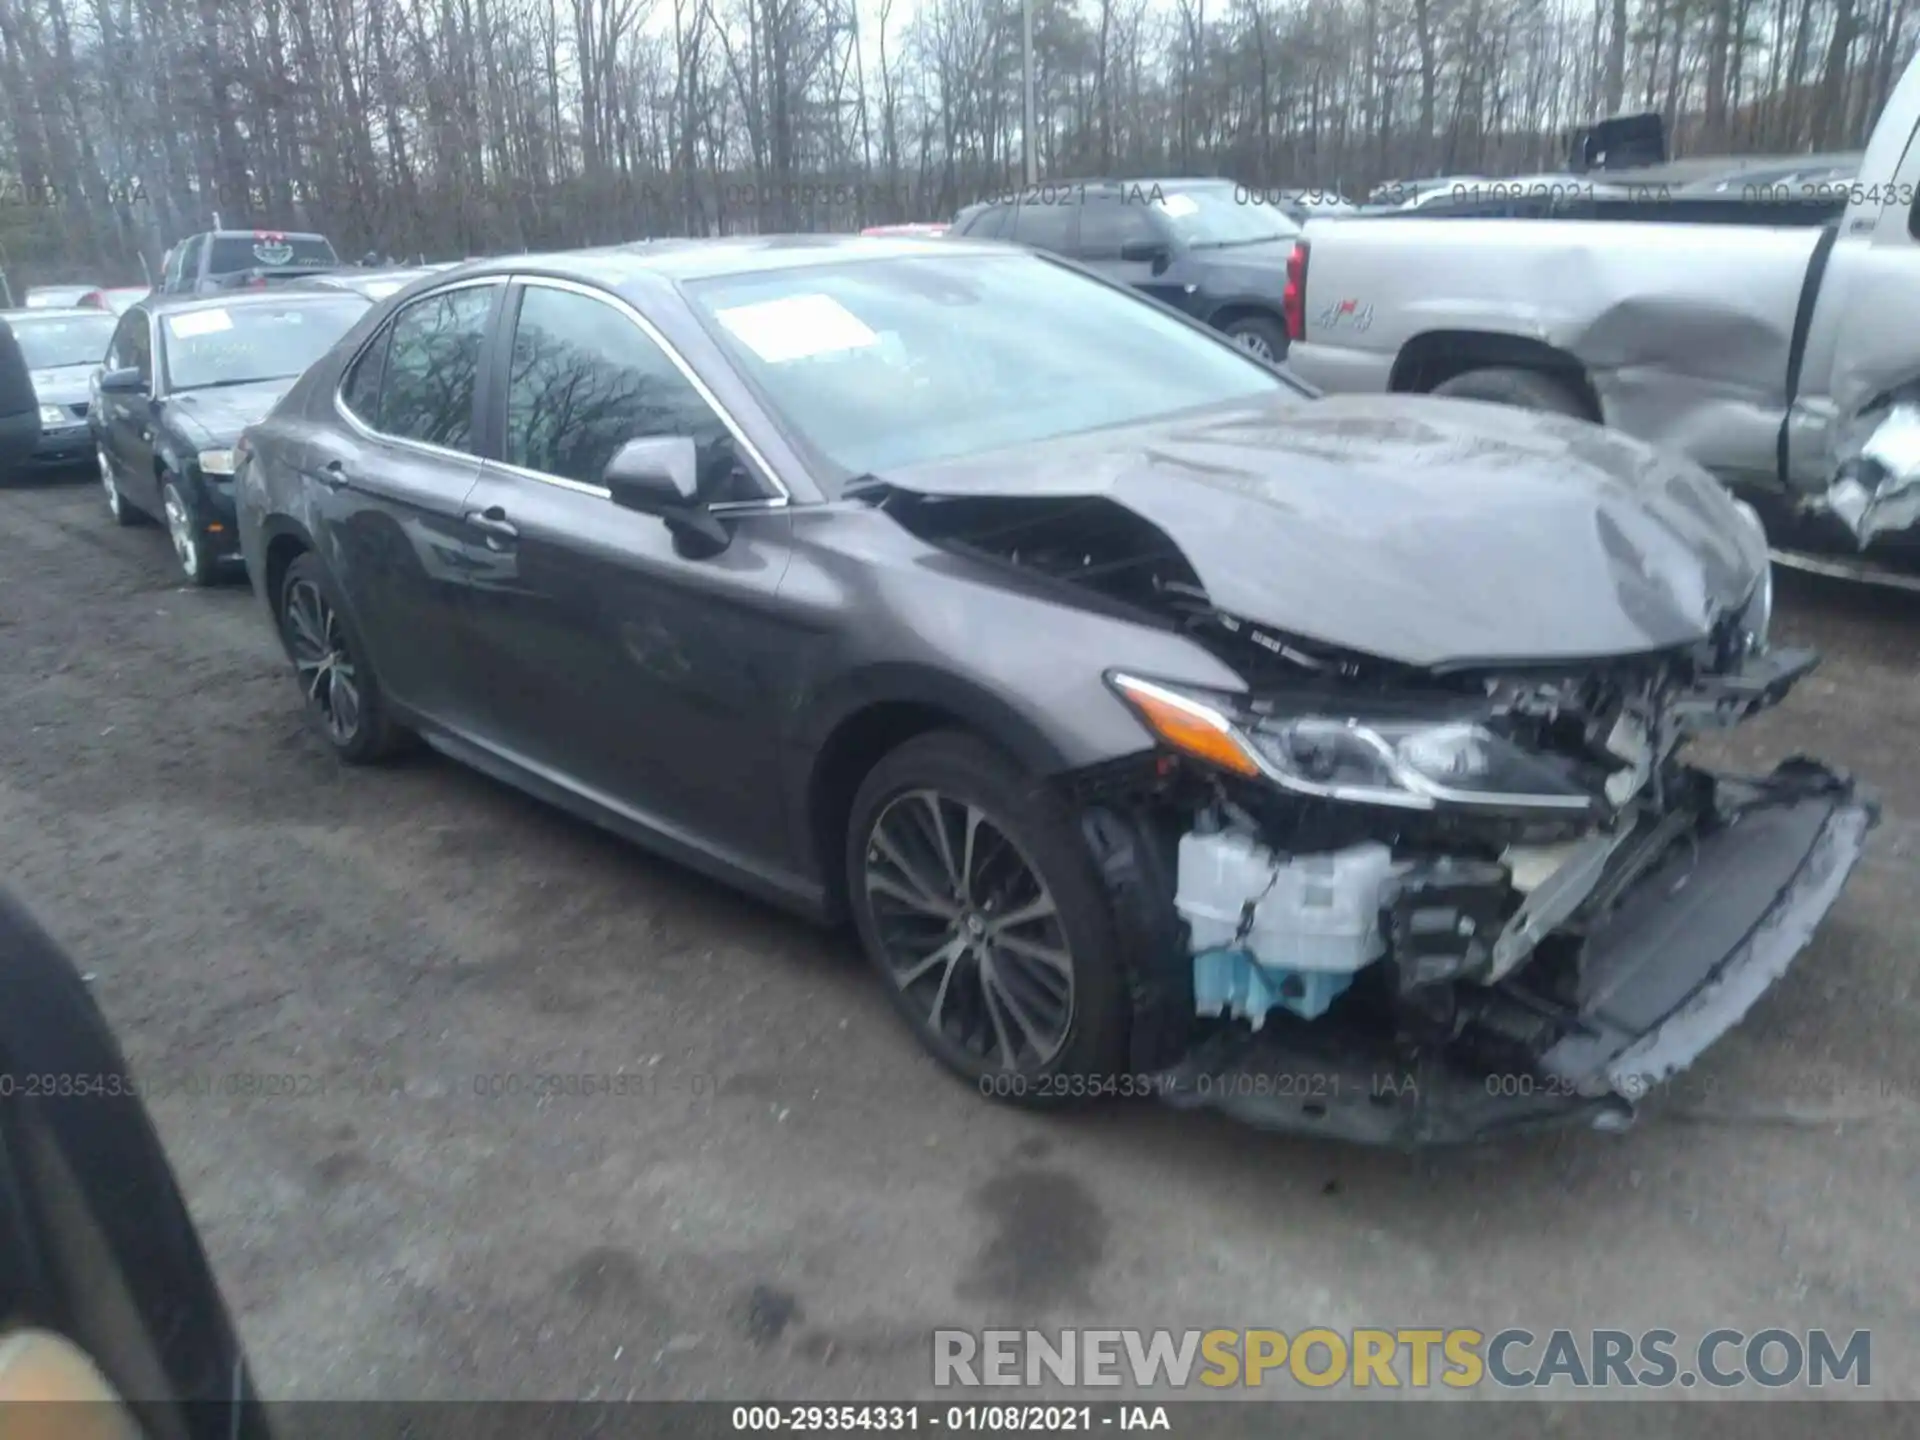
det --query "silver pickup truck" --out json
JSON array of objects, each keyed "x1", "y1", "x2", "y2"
[{"x1": 1286, "y1": 52, "x2": 1920, "y2": 587}]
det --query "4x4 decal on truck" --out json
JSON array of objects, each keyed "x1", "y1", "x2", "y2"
[{"x1": 1318, "y1": 297, "x2": 1375, "y2": 332}]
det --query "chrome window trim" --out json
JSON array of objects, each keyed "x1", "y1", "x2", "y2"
[
  {"x1": 331, "y1": 275, "x2": 507, "y2": 464},
  {"x1": 500, "y1": 273, "x2": 793, "y2": 504},
  {"x1": 477, "y1": 454, "x2": 791, "y2": 516}
]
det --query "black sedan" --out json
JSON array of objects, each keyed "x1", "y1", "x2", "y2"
[
  {"x1": 234, "y1": 236, "x2": 1871, "y2": 1146},
  {"x1": 92, "y1": 289, "x2": 371, "y2": 584}
]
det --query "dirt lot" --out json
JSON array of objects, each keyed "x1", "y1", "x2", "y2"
[{"x1": 1, "y1": 470, "x2": 1918, "y2": 1407}]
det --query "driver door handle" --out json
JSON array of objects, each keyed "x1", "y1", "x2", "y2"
[
  {"x1": 316, "y1": 460, "x2": 349, "y2": 491},
  {"x1": 464, "y1": 505, "x2": 518, "y2": 546}
]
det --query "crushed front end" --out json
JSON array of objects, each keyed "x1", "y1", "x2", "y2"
[{"x1": 1079, "y1": 607, "x2": 1877, "y2": 1147}]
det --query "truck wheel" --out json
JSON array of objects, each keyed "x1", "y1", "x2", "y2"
[
  {"x1": 1222, "y1": 314, "x2": 1286, "y2": 363},
  {"x1": 1431, "y1": 366, "x2": 1592, "y2": 419}
]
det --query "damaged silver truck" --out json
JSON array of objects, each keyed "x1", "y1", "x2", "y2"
[{"x1": 1284, "y1": 51, "x2": 1920, "y2": 589}]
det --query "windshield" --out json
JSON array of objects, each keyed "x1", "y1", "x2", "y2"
[
  {"x1": 1149, "y1": 185, "x2": 1301, "y2": 247},
  {"x1": 13, "y1": 313, "x2": 116, "y2": 369},
  {"x1": 205, "y1": 235, "x2": 338, "y2": 275},
  {"x1": 685, "y1": 252, "x2": 1294, "y2": 479},
  {"x1": 161, "y1": 299, "x2": 367, "y2": 391}
]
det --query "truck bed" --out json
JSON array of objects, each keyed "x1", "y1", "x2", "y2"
[{"x1": 1289, "y1": 217, "x2": 1826, "y2": 486}]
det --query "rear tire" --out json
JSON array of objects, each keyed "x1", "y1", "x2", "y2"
[
  {"x1": 844, "y1": 731, "x2": 1129, "y2": 1105},
  {"x1": 276, "y1": 553, "x2": 409, "y2": 764},
  {"x1": 1222, "y1": 313, "x2": 1287, "y2": 363},
  {"x1": 1430, "y1": 366, "x2": 1592, "y2": 419}
]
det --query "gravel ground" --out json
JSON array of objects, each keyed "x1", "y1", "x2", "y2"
[{"x1": 1, "y1": 470, "x2": 1917, "y2": 1410}]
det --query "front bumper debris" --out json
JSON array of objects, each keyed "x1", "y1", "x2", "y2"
[
  {"x1": 1150, "y1": 759, "x2": 1876, "y2": 1146},
  {"x1": 1826, "y1": 401, "x2": 1920, "y2": 548}
]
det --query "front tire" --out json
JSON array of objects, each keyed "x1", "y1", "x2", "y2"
[
  {"x1": 276, "y1": 553, "x2": 409, "y2": 763},
  {"x1": 100, "y1": 448, "x2": 140, "y2": 527},
  {"x1": 845, "y1": 732, "x2": 1128, "y2": 1103},
  {"x1": 161, "y1": 476, "x2": 215, "y2": 586}
]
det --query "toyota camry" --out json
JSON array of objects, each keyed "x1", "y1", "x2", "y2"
[{"x1": 231, "y1": 236, "x2": 1874, "y2": 1145}]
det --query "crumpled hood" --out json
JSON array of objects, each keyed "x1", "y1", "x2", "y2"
[
  {"x1": 29, "y1": 366, "x2": 95, "y2": 407},
  {"x1": 883, "y1": 392, "x2": 1768, "y2": 668},
  {"x1": 163, "y1": 380, "x2": 293, "y2": 446}
]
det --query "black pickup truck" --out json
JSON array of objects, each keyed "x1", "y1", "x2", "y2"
[{"x1": 157, "y1": 229, "x2": 340, "y2": 296}]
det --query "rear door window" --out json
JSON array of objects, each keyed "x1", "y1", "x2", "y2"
[
  {"x1": 1009, "y1": 198, "x2": 1078, "y2": 254},
  {"x1": 962, "y1": 205, "x2": 1010, "y2": 240},
  {"x1": 373, "y1": 286, "x2": 497, "y2": 452},
  {"x1": 1078, "y1": 196, "x2": 1163, "y2": 259}
]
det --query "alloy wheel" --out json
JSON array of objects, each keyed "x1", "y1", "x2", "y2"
[
  {"x1": 283, "y1": 578, "x2": 362, "y2": 745},
  {"x1": 98, "y1": 450, "x2": 123, "y2": 520},
  {"x1": 863, "y1": 789, "x2": 1075, "y2": 1071},
  {"x1": 1233, "y1": 331, "x2": 1276, "y2": 361},
  {"x1": 162, "y1": 484, "x2": 200, "y2": 579}
]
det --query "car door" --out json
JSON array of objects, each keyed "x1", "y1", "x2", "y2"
[
  {"x1": 303, "y1": 279, "x2": 504, "y2": 728},
  {"x1": 1075, "y1": 193, "x2": 1193, "y2": 312},
  {"x1": 455, "y1": 276, "x2": 797, "y2": 867},
  {"x1": 100, "y1": 308, "x2": 160, "y2": 510}
]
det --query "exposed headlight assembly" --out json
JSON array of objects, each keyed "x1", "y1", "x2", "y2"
[
  {"x1": 37, "y1": 405, "x2": 67, "y2": 427},
  {"x1": 1108, "y1": 673, "x2": 1594, "y2": 816},
  {"x1": 197, "y1": 448, "x2": 237, "y2": 476}
]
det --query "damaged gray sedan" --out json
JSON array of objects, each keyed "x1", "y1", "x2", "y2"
[{"x1": 235, "y1": 236, "x2": 1876, "y2": 1147}]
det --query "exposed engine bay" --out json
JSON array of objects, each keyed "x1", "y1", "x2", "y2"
[{"x1": 877, "y1": 484, "x2": 1878, "y2": 1144}]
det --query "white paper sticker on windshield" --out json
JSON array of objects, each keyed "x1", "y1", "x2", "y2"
[
  {"x1": 1153, "y1": 193, "x2": 1199, "y2": 218},
  {"x1": 167, "y1": 309, "x2": 233, "y2": 339},
  {"x1": 715, "y1": 294, "x2": 879, "y2": 364}
]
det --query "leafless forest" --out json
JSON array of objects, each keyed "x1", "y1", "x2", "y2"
[{"x1": 0, "y1": 0, "x2": 1912, "y2": 283}]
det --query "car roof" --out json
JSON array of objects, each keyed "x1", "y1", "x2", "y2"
[
  {"x1": 1, "y1": 306, "x2": 113, "y2": 321},
  {"x1": 144, "y1": 289, "x2": 370, "y2": 317},
  {"x1": 446, "y1": 233, "x2": 1010, "y2": 287},
  {"x1": 196, "y1": 229, "x2": 332, "y2": 240}
]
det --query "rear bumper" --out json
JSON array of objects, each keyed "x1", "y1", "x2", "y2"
[
  {"x1": 1152, "y1": 760, "x2": 1875, "y2": 1146},
  {"x1": 26, "y1": 423, "x2": 91, "y2": 467},
  {"x1": 1281, "y1": 341, "x2": 1395, "y2": 395}
]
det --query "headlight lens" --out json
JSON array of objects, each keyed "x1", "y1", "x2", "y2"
[
  {"x1": 1108, "y1": 673, "x2": 1594, "y2": 815},
  {"x1": 37, "y1": 405, "x2": 66, "y2": 427},
  {"x1": 198, "y1": 448, "x2": 236, "y2": 476},
  {"x1": 1250, "y1": 716, "x2": 1592, "y2": 812}
]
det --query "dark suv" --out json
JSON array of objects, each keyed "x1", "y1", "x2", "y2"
[
  {"x1": 158, "y1": 229, "x2": 340, "y2": 296},
  {"x1": 952, "y1": 178, "x2": 1304, "y2": 360}
]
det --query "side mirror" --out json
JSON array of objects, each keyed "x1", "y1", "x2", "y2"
[
  {"x1": 98, "y1": 367, "x2": 146, "y2": 396},
  {"x1": 603, "y1": 435, "x2": 699, "y2": 515},
  {"x1": 602, "y1": 435, "x2": 731, "y2": 555},
  {"x1": 1120, "y1": 240, "x2": 1171, "y2": 265}
]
